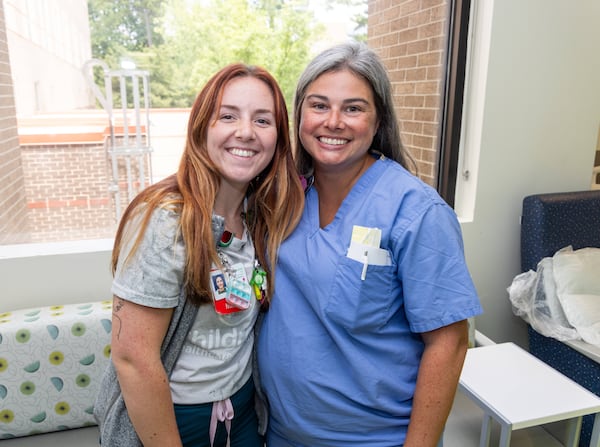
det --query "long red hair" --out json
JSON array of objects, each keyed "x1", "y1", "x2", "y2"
[{"x1": 112, "y1": 64, "x2": 304, "y2": 307}]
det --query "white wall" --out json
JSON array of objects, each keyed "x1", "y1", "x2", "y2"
[
  {"x1": 462, "y1": 0, "x2": 600, "y2": 347},
  {"x1": 0, "y1": 242, "x2": 113, "y2": 311}
]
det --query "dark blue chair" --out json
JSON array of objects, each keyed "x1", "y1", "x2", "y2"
[{"x1": 520, "y1": 190, "x2": 600, "y2": 446}]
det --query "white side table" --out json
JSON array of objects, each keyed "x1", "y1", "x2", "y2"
[{"x1": 459, "y1": 342, "x2": 600, "y2": 447}]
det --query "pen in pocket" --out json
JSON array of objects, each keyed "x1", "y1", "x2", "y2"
[{"x1": 361, "y1": 250, "x2": 368, "y2": 281}]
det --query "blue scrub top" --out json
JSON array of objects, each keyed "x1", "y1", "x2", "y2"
[{"x1": 257, "y1": 157, "x2": 482, "y2": 446}]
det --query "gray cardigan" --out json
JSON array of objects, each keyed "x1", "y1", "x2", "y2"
[
  {"x1": 93, "y1": 291, "x2": 199, "y2": 446},
  {"x1": 93, "y1": 214, "x2": 237, "y2": 445}
]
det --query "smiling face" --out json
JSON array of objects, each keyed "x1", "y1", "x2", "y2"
[
  {"x1": 206, "y1": 76, "x2": 278, "y2": 189},
  {"x1": 299, "y1": 69, "x2": 379, "y2": 175},
  {"x1": 215, "y1": 275, "x2": 225, "y2": 291}
]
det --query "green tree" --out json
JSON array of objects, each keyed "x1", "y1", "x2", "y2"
[
  {"x1": 150, "y1": 0, "x2": 323, "y2": 107},
  {"x1": 88, "y1": 0, "x2": 165, "y2": 59},
  {"x1": 87, "y1": 0, "x2": 166, "y2": 108},
  {"x1": 87, "y1": 0, "x2": 367, "y2": 108}
]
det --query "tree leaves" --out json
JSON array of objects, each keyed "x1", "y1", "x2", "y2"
[{"x1": 88, "y1": 0, "x2": 336, "y2": 108}]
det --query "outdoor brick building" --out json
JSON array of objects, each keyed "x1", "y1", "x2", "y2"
[
  {"x1": 369, "y1": 0, "x2": 449, "y2": 184},
  {"x1": 0, "y1": 2, "x2": 28, "y2": 245},
  {"x1": 20, "y1": 139, "x2": 114, "y2": 243}
]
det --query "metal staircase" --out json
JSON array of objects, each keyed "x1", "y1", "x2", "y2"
[{"x1": 83, "y1": 58, "x2": 153, "y2": 221}]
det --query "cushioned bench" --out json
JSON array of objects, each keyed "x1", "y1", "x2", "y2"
[{"x1": 0, "y1": 300, "x2": 112, "y2": 441}]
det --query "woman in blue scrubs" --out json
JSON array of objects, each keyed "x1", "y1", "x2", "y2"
[{"x1": 257, "y1": 42, "x2": 483, "y2": 447}]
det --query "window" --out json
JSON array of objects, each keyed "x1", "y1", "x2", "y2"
[
  {"x1": 0, "y1": 0, "x2": 366, "y2": 247},
  {"x1": 1, "y1": 0, "x2": 476, "y2": 247}
]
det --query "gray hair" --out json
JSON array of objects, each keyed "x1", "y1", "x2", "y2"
[{"x1": 293, "y1": 41, "x2": 415, "y2": 175}]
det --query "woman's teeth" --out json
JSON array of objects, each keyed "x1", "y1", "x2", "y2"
[
  {"x1": 319, "y1": 137, "x2": 347, "y2": 145},
  {"x1": 229, "y1": 148, "x2": 254, "y2": 157}
]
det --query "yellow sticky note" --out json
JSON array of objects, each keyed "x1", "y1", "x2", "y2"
[{"x1": 351, "y1": 225, "x2": 381, "y2": 247}]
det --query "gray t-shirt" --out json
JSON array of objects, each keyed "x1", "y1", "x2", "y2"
[{"x1": 112, "y1": 206, "x2": 259, "y2": 405}]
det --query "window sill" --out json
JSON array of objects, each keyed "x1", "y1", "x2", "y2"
[{"x1": 0, "y1": 238, "x2": 114, "y2": 259}]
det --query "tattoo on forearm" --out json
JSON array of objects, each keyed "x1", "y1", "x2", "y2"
[
  {"x1": 113, "y1": 298, "x2": 125, "y2": 340},
  {"x1": 114, "y1": 298, "x2": 125, "y2": 313}
]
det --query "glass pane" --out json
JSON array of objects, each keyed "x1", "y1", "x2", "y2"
[
  {"x1": 3, "y1": 0, "x2": 463, "y2": 245},
  {"x1": 1, "y1": 0, "x2": 367, "y2": 246}
]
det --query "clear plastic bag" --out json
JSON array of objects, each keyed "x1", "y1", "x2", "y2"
[{"x1": 508, "y1": 257, "x2": 580, "y2": 341}]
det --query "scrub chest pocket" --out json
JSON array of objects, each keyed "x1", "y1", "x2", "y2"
[{"x1": 325, "y1": 253, "x2": 399, "y2": 332}]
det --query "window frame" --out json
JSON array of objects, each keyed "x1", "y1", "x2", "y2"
[{"x1": 437, "y1": 0, "x2": 471, "y2": 208}]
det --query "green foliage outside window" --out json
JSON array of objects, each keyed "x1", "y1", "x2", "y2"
[{"x1": 87, "y1": 0, "x2": 366, "y2": 108}]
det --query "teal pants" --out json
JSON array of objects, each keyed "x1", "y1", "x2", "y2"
[{"x1": 174, "y1": 379, "x2": 263, "y2": 447}]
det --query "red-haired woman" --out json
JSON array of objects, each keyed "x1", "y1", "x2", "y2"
[{"x1": 94, "y1": 63, "x2": 303, "y2": 447}]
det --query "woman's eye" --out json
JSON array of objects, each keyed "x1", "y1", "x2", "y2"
[
  {"x1": 256, "y1": 118, "x2": 272, "y2": 126},
  {"x1": 220, "y1": 114, "x2": 235, "y2": 121},
  {"x1": 345, "y1": 105, "x2": 362, "y2": 113}
]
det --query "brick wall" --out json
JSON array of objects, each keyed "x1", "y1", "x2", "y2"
[
  {"x1": 0, "y1": 1, "x2": 29, "y2": 245},
  {"x1": 19, "y1": 139, "x2": 151, "y2": 243},
  {"x1": 368, "y1": 0, "x2": 449, "y2": 186},
  {"x1": 20, "y1": 143, "x2": 116, "y2": 242}
]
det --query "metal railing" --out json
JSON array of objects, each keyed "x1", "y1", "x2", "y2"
[{"x1": 83, "y1": 59, "x2": 153, "y2": 221}]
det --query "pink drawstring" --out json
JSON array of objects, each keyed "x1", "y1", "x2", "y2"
[{"x1": 209, "y1": 398, "x2": 234, "y2": 447}]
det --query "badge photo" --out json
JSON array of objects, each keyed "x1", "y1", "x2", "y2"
[{"x1": 210, "y1": 269, "x2": 242, "y2": 314}]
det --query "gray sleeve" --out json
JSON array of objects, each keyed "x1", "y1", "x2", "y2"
[{"x1": 111, "y1": 206, "x2": 185, "y2": 309}]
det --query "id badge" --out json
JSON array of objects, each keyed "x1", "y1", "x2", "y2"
[{"x1": 210, "y1": 268, "x2": 242, "y2": 314}]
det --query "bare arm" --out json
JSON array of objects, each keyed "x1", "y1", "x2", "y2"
[
  {"x1": 111, "y1": 296, "x2": 183, "y2": 447},
  {"x1": 403, "y1": 319, "x2": 469, "y2": 447}
]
